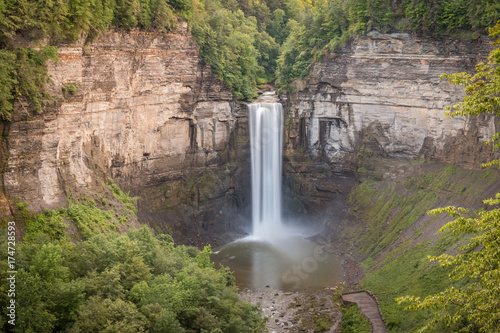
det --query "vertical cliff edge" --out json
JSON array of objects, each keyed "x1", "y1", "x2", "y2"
[
  {"x1": 2, "y1": 28, "x2": 499, "y2": 247},
  {"x1": 0, "y1": 24, "x2": 251, "y2": 245},
  {"x1": 281, "y1": 31, "x2": 499, "y2": 219}
]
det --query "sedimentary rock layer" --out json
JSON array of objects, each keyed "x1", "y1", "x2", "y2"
[
  {"x1": 284, "y1": 31, "x2": 498, "y2": 170},
  {"x1": 1, "y1": 25, "x2": 250, "y2": 243}
]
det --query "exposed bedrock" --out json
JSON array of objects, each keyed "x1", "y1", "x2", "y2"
[
  {"x1": 2, "y1": 29, "x2": 499, "y2": 245},
  {"x1": 1, "y1": 25, "x2": 251, "y2": 245},
  {"x1": 282, "y1": 31, "x2": 499, "y2": 218}
]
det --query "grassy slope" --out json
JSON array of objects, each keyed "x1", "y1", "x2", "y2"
[
  {"x1": 343, "y1": 160, "x2": 499, "y2": 332},
  {"x1": 6, "y1": 178, "x2": 139, "y2": 243}
]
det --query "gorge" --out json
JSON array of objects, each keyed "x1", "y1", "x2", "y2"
[
  {"x1": 3, "y1": 29, "x2": 497, "y2": 244},
  {"x1": 2, "y1": 5, "x2": 500, "y2": 332}
]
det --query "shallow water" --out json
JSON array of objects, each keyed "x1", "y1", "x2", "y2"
[{"x1": 212, "y1": 235, "x2": 345, "y2": 291}]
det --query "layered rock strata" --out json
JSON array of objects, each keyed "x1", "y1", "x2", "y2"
[
  {"x1": 1, "y1": 25, "x2": 251, "y2": 244},
  {"x1": 284, "y1": 31, "x2": 497, "y2": 168},
  {"x1": 282, "y1": 31, "x2": 497, "y2": 216}
]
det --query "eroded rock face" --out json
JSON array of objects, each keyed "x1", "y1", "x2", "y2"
[
  {"x1": 281, "y1": 31, "x2": 498, "y2": 218},
  {"x1": 283, "y1": 31, "x2": 498, "y2": 171},
  {"x1": 1, "y1": 25, "x2": 251, "y2": 244}
]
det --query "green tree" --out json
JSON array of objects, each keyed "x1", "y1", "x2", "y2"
[
  {"x1": 65, "y1": 0, "x2": 93, "y2": 40},
  {"x1": 266, "y1": 8, "x2": 289, "y2": 44},
  {"x1": 71, "y1": 296, "x2": 147, "y2": 333},
  {"x1": 114, "y1": 0, "x2": 140, "y2": 29},
  {"x1": 30, "y1": 243, "x2": 70, "y2": 283},
  {"x1": 191, "y1": 1, "x2": 267, "y2": 100},
  {"x1": 15, "y1": 269, "x2": 57, "y2": 333},
  {"x1": 397, "y1": 21, "x2": 500, "y2": 332}
]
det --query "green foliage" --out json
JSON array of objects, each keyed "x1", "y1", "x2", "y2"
[
  {"x1": 14, "y1": 268, "x2": 58, "y2": 332},
  {"x1": 71, "y1": 296, "x2": 148, "y2": 333},
  {"x1": 16, "y1": 46, "x2": 59, "y2": 113},
  {"x1": 348, "y1": 179, "x2": 439, "y2": 261},
  {"x1": 25, "y1": 209, "x2": 67, "y2": 241},
  {"x1": 107, "y1": 178, "x2": 139, "y2": 214},
  {"x1": 31, "y1": 243, "x2": 71, "y2": 283},
  {"x1": 14, "y1": 182, "x2": 137, "y2": 241},
  {"x1": 345, "y1": 161, "x2": 498, "y2": 331},
  {"x1": 341, "y1": 303, "x2": 371, "y2": 333},
  {"x1": 438, "y1": 0, "x2": 470, "y2": 32},
  {"x1": 442, "y1": 21, "x2": 500, "y2": 168},
  {"x1": 392, "y1": 21, "x2": 500, "y2": 332},
  {"x1": 61, "y1": 82, "x2": 78, "y2": 95},
  {"x1": 0, "y1": 47, "x2": 58, "y2": 120},
  {"x1": 362, "y1": 235, "x2": 469, "y2": 332},
  {"x1": 276, "y1": 0, "x2": 350, "y2": 89},
  {"x1": 266, "y1": 8, "x2": 290, "y2": 44},
  {"x1": 396, "y1": 200, "x2": 500, "y2": 332},
  {"x1": 191, "y1": 1, "x2": 274, "y2": 100},
  {"x1": 1, "y1": 0, "x2": 499, "y2": 108},
  {"x1": 0, "y1": 226, "x2": 265, "y2": 332},
  {"x1": 67, "y1": 199, "x2": 119, "y2": 239},
  {"x1": 0, "y1": 49, "x2": 16, "y2": 120},
  {"x1": 149, "y1": 0, "x2": 178, "y2": 32},
  {"x1": 0, "y1": 0, "x2": 192, "y2": 120},
  {"x1": 396, "y1": 22, "x2": 500, "y2": 333}
]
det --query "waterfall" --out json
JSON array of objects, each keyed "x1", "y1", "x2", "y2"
[{"x1": 248, "y1": 102, "x2": 283, "y2": 241}]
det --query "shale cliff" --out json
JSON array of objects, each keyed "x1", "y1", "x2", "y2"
[
  {"x1": 1, "y1": 28, "x2": 498, "y2": 245},
  {"x1": 0, "y1": 24, "x2": 251, "y2": 244},
  {"x1": 282, "y1": 31, "x2": 498, "y2": 217}
]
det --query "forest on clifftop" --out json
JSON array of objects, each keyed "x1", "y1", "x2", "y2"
[{"x1": 1, "y1": 0, "x2": 500, "y2": 119}]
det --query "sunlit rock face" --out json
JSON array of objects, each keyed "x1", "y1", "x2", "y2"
[
  {"x1": 2, "y1": 24, "x2": 251, "y2": 244},
  {"x1": 283, "y1": 31, "x2": 498, "y2": 171}
]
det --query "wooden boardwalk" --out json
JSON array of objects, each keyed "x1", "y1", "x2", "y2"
[{"x1": 341, "y1": 291, "x2": 388, "y2": 333}]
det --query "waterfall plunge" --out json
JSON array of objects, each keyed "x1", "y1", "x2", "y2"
[{"x1": 248, "y1": 102, "x2": 284, "y2": 241}]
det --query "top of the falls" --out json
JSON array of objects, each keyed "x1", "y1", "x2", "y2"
[{"x1": 253, "y1": 90, "x2": 279, "y2": 104}]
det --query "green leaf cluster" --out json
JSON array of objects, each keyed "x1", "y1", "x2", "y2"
[
  {"x1": 0, "y1": 226, "x2": 265, "y2": 332},
  {"x1": 442, "y1": 21, "x2": 500, "y2": 168},
  {"x1": 0, "y1": 0, "x2": 192, "y2": 43},
  {"x1": 13, "y1": 179, "x2": 139, "y2": 241},
  {"x1": 0, "y1": 0, "x2": 194, "y2": 120},
  {"x1": 0, "y1": 46, "x2": 58, "y2": 120},
  {"x1": 340, "y1": 303, "x2": 371, "y2": 333}
]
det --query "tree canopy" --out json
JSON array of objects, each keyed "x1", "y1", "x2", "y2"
[
  {"x1": 275, "y1": 0, "x2": 500, "y2": 90},
  {"x1": 397, "y1": 21, "x2": 500, "y2": 333},
  {"x1": 1, "y1": 0, "x2": 499, "y2": 118},
  {"x1": 0, "y1": 225, "x2": 265, "y2": 332}
]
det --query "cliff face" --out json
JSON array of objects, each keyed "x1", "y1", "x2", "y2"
[
  {"x1": 1, "y1": 25, "x2": 251, "y2": 244},
  {"x1": 284, "y1": 31, "x2": 497, "y2": 167},
  {"x1": 282, "y1": 31, "x2": 497, "y2": 216},
  {"x1": 2, "y1": 28, "x2": 498, "y2": 244}
]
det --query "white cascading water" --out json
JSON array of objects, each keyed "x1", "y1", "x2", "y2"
[{"x1": 248, "y1": 102, "x2": 283, "y2": 241}]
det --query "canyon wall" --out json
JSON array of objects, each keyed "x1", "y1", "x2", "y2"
[
  {"x1": 1, "y1": 24, "x2": 251, "y2": 245},
  {"x1": 1, "y1": 27, "x2": 498, "y2": 244},
  {"x1": 282, "y1": 31, "x2": 498, "y2": 216}
]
